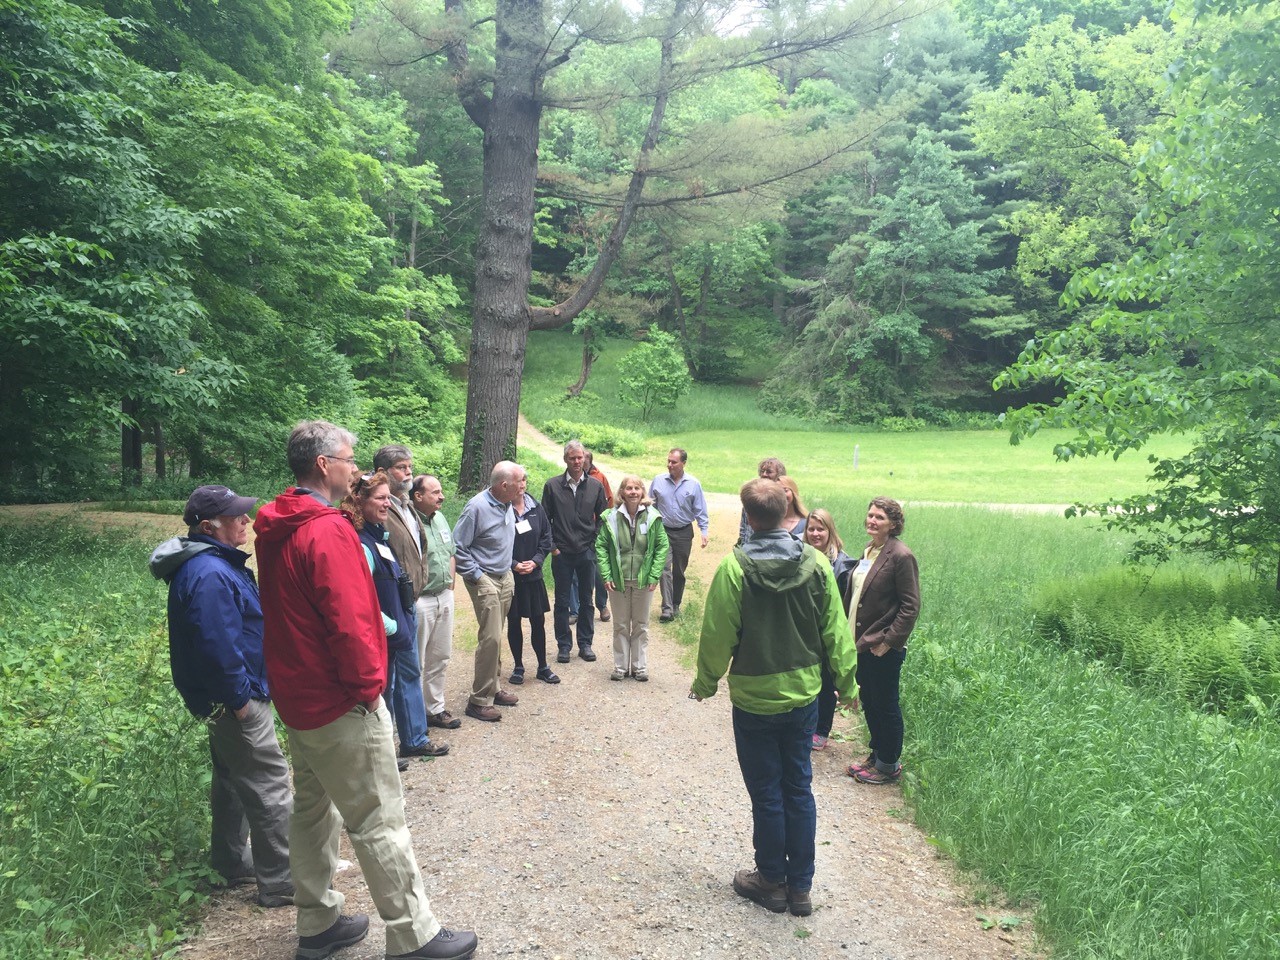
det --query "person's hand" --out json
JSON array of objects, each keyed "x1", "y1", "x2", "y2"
[
  {"x1": 605, "y1": 581, "x2": 617, "y2": 591},
  {"x1": 700, "y1": 534, "x2": 708, "y2": 549},
  {"x1": 688, "y1": 687, "x2": 704, "y2": 702},
  {"x1": 870, "y1": 642, "x2": 891, "y2": 657},
  {"x1": 646, "y1": 583, "x2": 657, "y2": 592},
  {"x1": 232, "y1": 703, "x2": 251, "y2": 721}
]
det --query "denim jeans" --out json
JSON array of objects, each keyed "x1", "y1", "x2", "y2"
[
  {"x1": 552, "y1": 549, "x2": 597, "y2": 653},
  {"x1": 387, "y1": 631, "x2": 431, "y2": 750},
  {"x1": 732, "y1": 699, "x2": 818, "y2": 892},
  {"x1": 856, "y1": 647, "x2": 906, "y2": 770}
]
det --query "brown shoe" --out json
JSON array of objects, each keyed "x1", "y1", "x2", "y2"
[
  {"x1": 428, "y1": 710, "x2": 462, "y2": 729},
  {"x1": 464, "y1": 703, "x2": 501, "y2": 722},
  {"x1": 493, "y1": 689, "x2": 519, "y2": 707}
]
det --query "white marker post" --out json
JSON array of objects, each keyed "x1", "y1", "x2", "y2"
[{"x1": 853, "y1": 443, "x2": 859, "y2": 470}]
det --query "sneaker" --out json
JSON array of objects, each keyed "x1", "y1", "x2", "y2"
[
  {"x1": 599, "y1": 607, "x2": 611, "y2": 622},
  {"x1": 397, "y1": 757, "x2": 410, "y2": 773},
  {"x1": 610, "y1": 669, "x2": 625, "y2": 681},
  {"x1": 732, "y1": 869, "x2": 787, "y2": 913},
  {"x1": 508, "y1": 668, "x2": 525, "y2": 685},
  {"x1": 257, "y1": 887, "x2": 295, "y2": 908},
  {"x1": 846, "y1": 755, "x2": 875, "y2": 778},
  {"x1": 633, "y1": 669, "x2": 649, "y2": 682},
  {"x1": 536, "y1": 667, "x2": 561, "y2": 684},
  {"x1": 296, "y1": 913, "x2": 369, "y2": 960},
  {"x1": 788, "y1": 888, "x2": 813, "y2": 917},
  {"x1": 387, "y1": 926, "x2": 479, "y2": 959},
  {"x1": 811, "y1": 734, "x2": 828, "y2": 751},
  {"x1": 399, "y1": 741, "x2": 449, "y2": 758},
  {"x1": 853, "y1": 763, "x2": 902, "y2": 785}
]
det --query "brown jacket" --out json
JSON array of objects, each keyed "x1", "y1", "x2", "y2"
[
  {"x1": 386, "y1": 495, "x2": 429, "y2": 597},
  {"x1": 843, "y1": 536, "x2": 920, "y2": 652}
]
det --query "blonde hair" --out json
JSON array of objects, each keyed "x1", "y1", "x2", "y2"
[
  {"x1": 805, "y1": 508, "x2": 844, "y2": 560},
  {"x1": 341, "y1": 469, "x2": 390, "y2": 530},
  {"x1": 616, "y1": 474, "x2": 650, "y2": 506},
  {"x1": 777, "y1": 476, "x2": 808, "y2": 519}
]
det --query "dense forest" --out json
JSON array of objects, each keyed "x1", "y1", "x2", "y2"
[{"x1": 3, "y1": 0, "x2": 1277, "y2": 529}]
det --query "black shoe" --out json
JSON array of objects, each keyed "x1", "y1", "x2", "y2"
[
  {"x1": 400, "y1": 741, "x2": 449, "y2": 758},
  {"x1": 658, "y1": 613, "x2": 673, "y2": 623},
  {"x1": 257, "y1": 887, "x2": 295, "y2": 908},
  {"x1": 556, "y1": 651, "x2": 571, "y2": 663},
  {"x1": 536, "y1": 667, "x2": 561, "y2": 684},
  {"x1": 296, "y1": 913, "x2": 369, "y2": 960},
  {"x1": 387, "y1": 927, "x2": 479, "y2": 959},
  {"x1": 578, "y1": 646, "x2": 597, "y2": 662},
  {"x1": 397, "y1": 757, "x2": 410, "y2": 772}
]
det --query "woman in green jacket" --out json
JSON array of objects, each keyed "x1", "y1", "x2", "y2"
[{"x1": 596, "y1": 475, "x2": 670, "y2": 681}]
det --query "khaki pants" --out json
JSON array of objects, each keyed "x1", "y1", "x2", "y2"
[
  {"x1": 415, "y1": 590, "x2": 455, "y2": 716},
  {"x1": 608, "y1": 581, "x2": 655, "y2": 674},
  {"x1": 286, "y1": 704, "x2": 440, "y2": 955},
  {"x1": 464, "y1": 571, "x2": 514, "y2": 706}
]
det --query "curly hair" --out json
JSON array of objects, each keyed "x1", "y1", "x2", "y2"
[
  {"x1": 341, "y1": 469, "x2": 390, "y2": 530},
  {"x1": 868, "y1": 496, "x2": 905, "y2": 537}
]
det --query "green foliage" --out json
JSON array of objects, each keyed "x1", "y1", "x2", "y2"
[
  {"x1": 996, "y1": 0, "x2": 1280, "y2": 580},
  {"x1": 540, "y1": 419, "x2": 645, "y2": 458},
  {"x1": 617, "y1": 331, "x2": 691, "y2": 422},
  {"x1": 0, "y1": 523, "x2": 210, "y2": 958},
  {"x1": 1032, "y1": 567, "x2": 1280, "y2": 713}
]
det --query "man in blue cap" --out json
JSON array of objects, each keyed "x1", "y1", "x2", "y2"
[{"x1": 150, "y1": 484, "x2": 294, "y2": 909}]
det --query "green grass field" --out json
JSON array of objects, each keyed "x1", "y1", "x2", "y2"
[{"x1": 523, "y1": 330, "x2": 1191, "y2": 505}]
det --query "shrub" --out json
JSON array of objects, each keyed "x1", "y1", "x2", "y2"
[
  {"x1": 540, "y1": 419, "x2": 645, "y2": 457},
  {"x1": 1031, "y1": 567, "x2": 1280, "y2": 714},
  {"x1": 617, "y1": 331, "x2": 691, "y2": 421}
]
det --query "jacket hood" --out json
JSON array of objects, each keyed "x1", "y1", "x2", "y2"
[
  {"x1": 254, "y1": 488, "x2": 338, "y2": 544},
  {"x1": 149, "y1": 536, "x2": 217, "y2": 581},
  {"x1": 736, "y1": 531, "x2": 815, "y2": 593}
]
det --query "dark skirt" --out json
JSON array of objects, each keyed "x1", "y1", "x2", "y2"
[{"x1": 511, "y1": 576, "x2": 550, "y2": 620}]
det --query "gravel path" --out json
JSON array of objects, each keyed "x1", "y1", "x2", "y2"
[{"x1": 0, "y1": 429, "x2": 1041, "y2": 960}]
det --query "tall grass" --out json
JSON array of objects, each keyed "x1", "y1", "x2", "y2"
[
  {"x1": 0, "y1": 525, "x2": 210, "y2": 959},
  {"x1": 810, "y1": 502, "x2": 1280, "y2": 959}
]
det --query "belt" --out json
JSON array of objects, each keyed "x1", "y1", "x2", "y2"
[{"x1": 663, "y1": 522, "x2": 694, "y2": 531}]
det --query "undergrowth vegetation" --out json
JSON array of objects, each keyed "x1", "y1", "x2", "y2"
[
  {"x1": 0, "y1": 525, "x2": 209, "y2": 959},
  {"x1": 1032, "y1": 568, "x2": 1280, "y2": 714}
]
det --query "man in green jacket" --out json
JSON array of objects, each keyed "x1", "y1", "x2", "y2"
[{"x1": 692, "y1": 478, "x2": 855, "y2": 918}]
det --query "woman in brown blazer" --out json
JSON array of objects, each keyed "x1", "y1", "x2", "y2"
[{"x1": 844, "y1": 496, "x2": 920, "y2": 785}]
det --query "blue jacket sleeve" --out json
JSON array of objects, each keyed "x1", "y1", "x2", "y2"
[{"x1": 174, "y1": 562, "x2": 253, "y2": 710}]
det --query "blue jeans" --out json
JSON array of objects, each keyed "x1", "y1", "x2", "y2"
[
  {"x1": 568, "y1": 568, "x2": 609, "y2": 615},
  {"x1": 387, "y1": 637, "x2": 431, "y2": 750},
  {"x1": 732, "y1": 699, "x2": 818, "y2": 892},
  {"x1": 552, "y1": 550, "x2": 597, "y2": 653},
  {"x1": 856, "y1": 647, "x2": 905, "y2": 770}
]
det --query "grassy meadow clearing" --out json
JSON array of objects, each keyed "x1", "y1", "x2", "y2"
[{"x1": 523, "y1": 330, "x2": 1191, "y2": 504}]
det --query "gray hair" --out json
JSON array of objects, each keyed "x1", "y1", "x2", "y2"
[
  {"x1": 187, "y1": 517, "x2": 222, "y2": 537},
  {"x1": 489, "y1": 460, "x2": 524, "y2": 488},
  {"x1": 563, "y1": 440, "x2": 585, "y2": 457},
  {"x1": 373, "y1": 444, "x2": 413, "y2": 470},
  {"x1": 287, "y1": 420, "x2": 357, "y2": 479}
]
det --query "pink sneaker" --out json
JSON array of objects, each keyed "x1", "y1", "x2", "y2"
[{"x1": 811, "y1": 734, "x2": 828, "y2": 751}]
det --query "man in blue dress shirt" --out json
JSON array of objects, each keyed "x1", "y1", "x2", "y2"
[{"x1": 649, "y1": 448, "x2": 710, "y2": 622}]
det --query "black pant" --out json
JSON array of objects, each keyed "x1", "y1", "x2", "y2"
[
  {"x1": 506, "y1": 606, "x2": 548, "y2": 670},
  {"x1": 552, "y1": 549, "x2": 597, "y2": 652},
  {"x1": 660, "y1": 523, "x2": 694, "y2": 615},
  {"x1": 856, "y1": 647, "x2": 906, "y2": 767}
]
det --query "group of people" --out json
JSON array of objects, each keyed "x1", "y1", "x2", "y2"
[{"x1": 150, "y1": 422, "x2": 919, "y2": 957}]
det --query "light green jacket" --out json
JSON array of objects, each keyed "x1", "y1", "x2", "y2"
[
  {"x1": 595, "y1": 505, "x2": 669, "y2": 588},
  {"x1": 693, "y1": 530, "x2": 855, "y2": 714}
]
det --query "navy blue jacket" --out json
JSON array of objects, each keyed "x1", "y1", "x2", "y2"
[
  {"x1": 359, "y1": 523, "x2": 415, "y2": 652},
  {"x1": 150, "y1": 534, "x2": 268, "y2": 717}
]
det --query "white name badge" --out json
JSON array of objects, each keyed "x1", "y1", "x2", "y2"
[
  {"x1": 855, "y1": 558, "x2": 873, "y2": 575},
  {"x1": 515, "y1": 519, "x2": 532, "y2": 534},
  {"x1": 376, "y1": 544, "x2": 395, "y2": 562},
  {"x1": 440, "y1": 530, "x2": 451, "y2": 543},
  {"x1": 639, "y1": 523, "x2": 648, "y2": 534}
]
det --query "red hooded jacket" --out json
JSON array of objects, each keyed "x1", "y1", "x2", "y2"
[{"x1": 253, "y1": 488, "x2": 386, "y2": 730}]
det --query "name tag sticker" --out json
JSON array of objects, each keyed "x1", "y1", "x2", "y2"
[
  {"x1": 515, "y1": 519, "x2": 532, "y2": 534},
  {"x1": 376, "y1": 544, "x2": 395, "y2": 562},
  {"x1": 440, "y1": 531, "x2": 450, "y2": 543},
  {"x1": 855, "y1": 558, "x2": 873, "y2": 575},
  {"x1": 640, "y1": 523, "x2": 648, "y2": 534}
]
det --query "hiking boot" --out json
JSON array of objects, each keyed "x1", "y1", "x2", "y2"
[
  {"x1": 465, "y1": 703, "x2": 501, "y2": 722},
  {"x1": 296, "y1": 913, "x2": 369, "y2": 960},
  {"x1": 610, "y1": 669, "x2": 625, "y2": 681},
  {"x1": 633, "y1": 669, "x2": 649, "y2": 682},
  {"x1": 788, "y1": 888, "x2": 813, "y2": 917},
  {"x1": 493, "y1": 689, "x2": 519, "y2": 706},
  {"x1": 386, "y1": 927, "x2": 479, "y2": 960},
  {"x1": 846, "y1": 754, "x2": 875, "y2": 778},
  {"x1": 578, "y1": 646, "x2": 597, "y2": 662},
  {"x1": 811, "y1": 734, "x2": 829, "y2": 751},
  {"x1": 399, "y1": 741, "x2": 449, "y2": 758},
  {"x1": 732, "y1": 869, "x2": 787, "y2": 913},
  {"x1": 428, "y1": 710, "x2": 461, "y2": 729}
]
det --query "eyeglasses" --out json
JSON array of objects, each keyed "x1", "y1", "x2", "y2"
[{"x1": 324, "y1": 454, "x2": 358, "y2": 466}]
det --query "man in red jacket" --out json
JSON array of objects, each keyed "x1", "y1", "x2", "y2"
[{"x1": 254, "y1": 421, "x2": 477, "y2": 960}]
